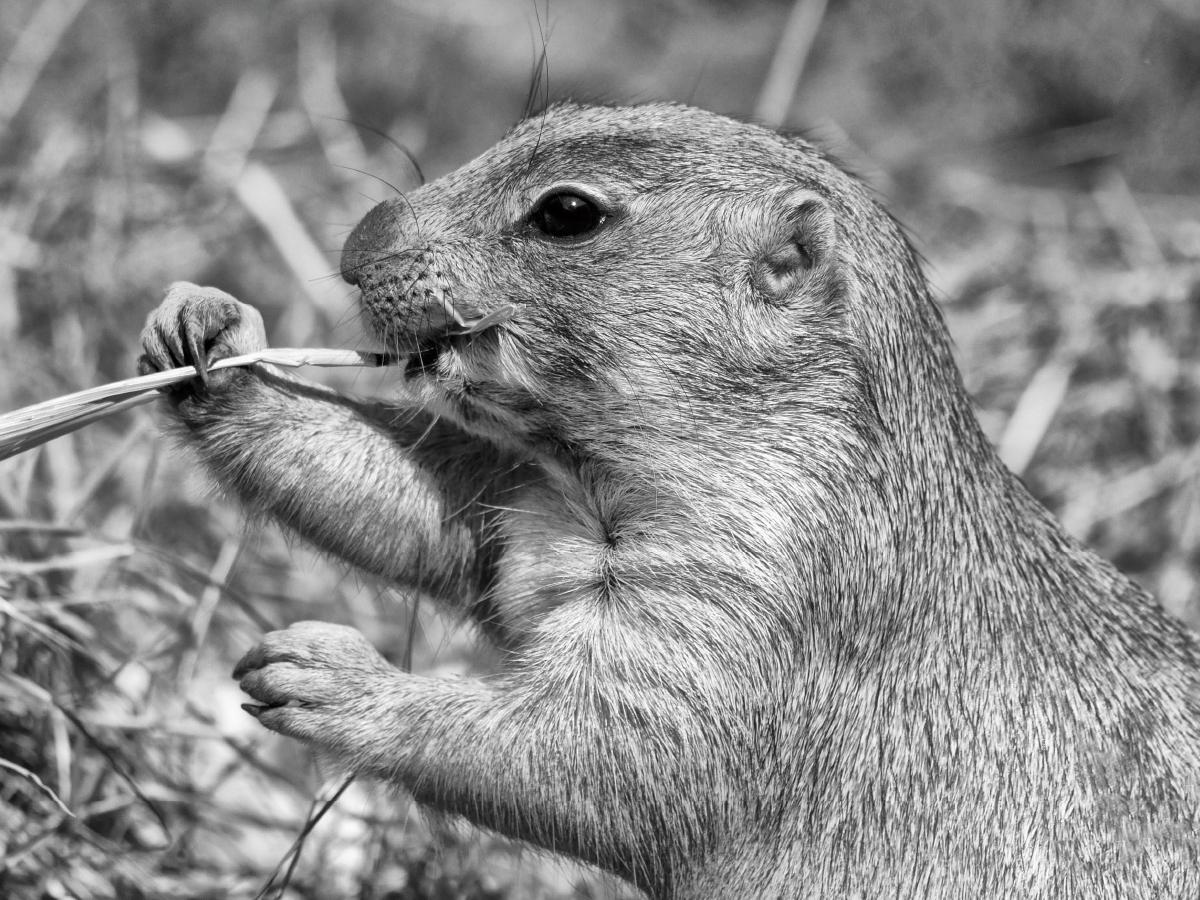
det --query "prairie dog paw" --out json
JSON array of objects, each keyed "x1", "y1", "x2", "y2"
[
  {"x1": 233, "y1": 621, "x2": 394, "y2": 749},
  {"x1": 137, "y1": 282, "x2": 267, "y2": 388}
]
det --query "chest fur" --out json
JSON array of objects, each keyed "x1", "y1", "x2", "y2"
[{"x1": 486, "y1": 480, "x2": 611, "y2": 639}]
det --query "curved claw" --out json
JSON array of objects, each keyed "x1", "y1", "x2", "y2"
[{"x1": 185, "y1": 323, "x2": 210, "y2": 384}]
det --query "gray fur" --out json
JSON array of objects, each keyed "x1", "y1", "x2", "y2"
[{"x1": 140, "y1": 103, "x2": 1200, "y2": 898}]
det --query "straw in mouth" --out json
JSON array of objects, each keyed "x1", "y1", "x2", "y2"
[{"x1": 0, "y1": 303, "x2": 517, "y2": 463}]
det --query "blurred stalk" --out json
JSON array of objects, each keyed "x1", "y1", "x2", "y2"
[
  {"x1": 298, "y1": 16, "x2": 375, "y2": 195},
  {"x1": 0, "y1": 0, "x2": 88, "y2": 142},
  {"x1": 234, "y1": 163, "x2": 338, "y2": 345},
  {"x1": 173, "y1": 535, "x2": 242, "y2": 715},
  {"x1": 997, "y1": 352, "x2": 1075, "y2": 477},
  {"x1": 200, "y1": 68, "x2": 341, "y2": 345},
  {"x1": 754, "y1": 0, "x2": 828, "y2": 127},
  {"x1": 202, "y1": 69, "x2": 278, "y2": 187},
  {"x1": 1092, "y1": 165, "x2": 1165, "y2": 269}
]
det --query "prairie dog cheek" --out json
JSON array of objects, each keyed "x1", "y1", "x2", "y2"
[{"x1": 453, "y1": 332, "x2": 542, "y2": 393}]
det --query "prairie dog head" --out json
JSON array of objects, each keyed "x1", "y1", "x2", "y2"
[{"x1": 341, "y1": 103, "x2": 950, "y2": 489}]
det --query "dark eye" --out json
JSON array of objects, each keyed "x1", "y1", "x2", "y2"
[{"x1": 531, "y1": 192, "x2": 604, "y2": 239}]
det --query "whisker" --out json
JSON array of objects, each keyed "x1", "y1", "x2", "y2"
[
  {"x1": 321, "y1": 115, "x2": 425, "y2": 188},
  {"x1": 331, "y1": 163, "x2": 407, "y2": 198}
]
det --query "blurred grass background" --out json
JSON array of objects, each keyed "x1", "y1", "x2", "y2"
[{"x1": 1, "y1": 0, "x2": 1199, "y2": 897}]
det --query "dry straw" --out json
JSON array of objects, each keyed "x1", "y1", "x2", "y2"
[
  {"x1": 0, "y1": 301, "x2": 516, "y2": 463},
  {"x1": 0, "y1": 348, "x2": 396, "y2": 462}
]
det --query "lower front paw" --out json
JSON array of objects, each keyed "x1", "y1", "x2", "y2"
[{"x1": 233, "y1": 621, "x2": 394, "y2": 750}]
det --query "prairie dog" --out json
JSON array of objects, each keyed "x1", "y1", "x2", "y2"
[{"x1": 139, "y1": 102, "x2": 1200, "y2": 899}]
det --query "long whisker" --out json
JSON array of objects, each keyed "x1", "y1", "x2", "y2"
[
  {"x1": 320, "y1": 115, "x2": 426, "y2": 187},
  {"x1": 334, "y1": 164, "x2": 406, "y2": 197}
]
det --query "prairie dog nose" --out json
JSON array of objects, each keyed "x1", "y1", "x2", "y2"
[{"x1": 340, "y1": 198, "x2": 412, "y2": 287}]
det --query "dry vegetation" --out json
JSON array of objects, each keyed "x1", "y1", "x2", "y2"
[{"x1": 1, "y1": 0, "x2": 1199, "y2": 897}]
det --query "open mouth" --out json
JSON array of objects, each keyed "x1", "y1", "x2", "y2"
[
  {"x1": 386, "y1": 303, "x2": 515, "y2": 379},
  {"x1": 406, "y1": 338, "x2": 447, "y2": 377}
]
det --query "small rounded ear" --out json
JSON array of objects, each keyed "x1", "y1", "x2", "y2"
[{"x1": 752, "y1": 190, "x2": 836, "y2": 302}]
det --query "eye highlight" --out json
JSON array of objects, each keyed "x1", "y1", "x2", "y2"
[{"x1": 530, "y1": 191, "x2": 605, "y2": 239}]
